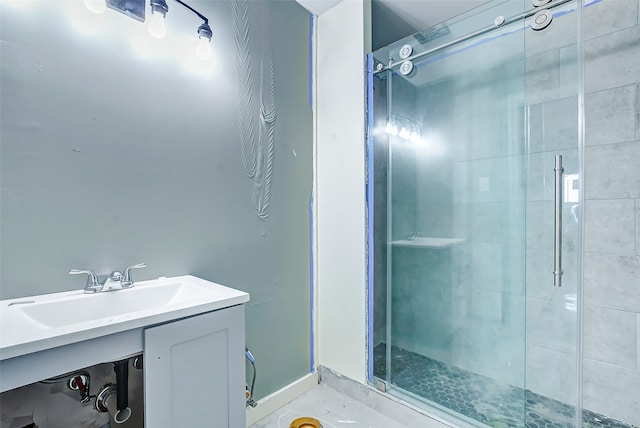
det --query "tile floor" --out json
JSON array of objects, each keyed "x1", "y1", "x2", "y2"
[
  {"x1": 248, "y1": 383, "x2": 411, "y2": 428},
  {"x1": 374, "y1": 344, "x2": 635, "y2": 428}
]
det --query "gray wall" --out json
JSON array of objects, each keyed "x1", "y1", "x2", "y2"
[{"x1": 1, "y1": 0, "x2": 312, "y2": 424}]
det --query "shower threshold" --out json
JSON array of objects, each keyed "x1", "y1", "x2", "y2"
[{"x1": 373, "y1": 344, "x2": 633, "y2": 428}]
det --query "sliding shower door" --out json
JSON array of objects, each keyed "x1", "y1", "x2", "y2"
[{"x1": 370, "y1": 1, "x2": 581, "y2": 426}]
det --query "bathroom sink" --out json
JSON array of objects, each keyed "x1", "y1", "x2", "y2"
[
  {"x1": 0, "y1": 275, "x2": 249, "y2": 362},
  {"x1": 16, "y1": 279, "x2": 220, "y2": 328}
]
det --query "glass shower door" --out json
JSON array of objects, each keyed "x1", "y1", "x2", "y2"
[{"x1": 370, "y1": 1, "x2": 581, "y2": 426}]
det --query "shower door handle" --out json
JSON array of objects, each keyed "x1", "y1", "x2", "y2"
[{"x1": 553, "y1": 155, "x2": 564, "y2": 287}]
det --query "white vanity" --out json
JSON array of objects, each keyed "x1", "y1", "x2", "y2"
[{"x1": 0, "y1": 275, "x2": 250, "y2": 427}]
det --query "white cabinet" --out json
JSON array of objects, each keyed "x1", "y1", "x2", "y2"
[{"x1": 144, "y1": 305, "x2": 246, "y2": 428}]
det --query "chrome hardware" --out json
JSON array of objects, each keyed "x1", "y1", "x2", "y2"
[
  {"x1": 399, "y1": 44, "x2": 413, "y2": 59},
  {"x1": 494, "y1": 16, "x2": 506, "y2": 26},
  {"x1": 532, "y1": 0, "x2": 552, "y2": 6},
  {"x1": 132, "y1": 355, "x2": 143, "y2": 370},
  {"x1": 531, "y1": 9, "x2": 553, "y2": 31},
  {"x1": 554, "y1": 155, "x2": 564, "y2": 287},
  {"x1": 70, "y1": 263, "x2": 146, "y2": 293},
  {"x1": 69, "y1": 269, "x2": 101, "y2": 293},
  {"x1": 41, "y1": 370, "x2": 94, "y2": 404},
  {"x1": 95, "y1": 384, "x2": 117, "y2": 413},
  {"x1": 101, "y1": 271, "x2": 124, "y2": 292},
  {"x1": 399, "y1": 60, "x2": 414, "y2": 76},
  {"x1": 122, "y1": 263, "x2": 147, "y2": 288}
]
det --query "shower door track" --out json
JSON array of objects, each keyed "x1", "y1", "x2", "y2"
[{"x1": 375, "y1": 0, "x2": 574, "y2": 74}]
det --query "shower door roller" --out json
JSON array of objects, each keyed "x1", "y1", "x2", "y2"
[
  {"x1": 532, "y1": 0, "x2": 552, "y2": 6},
  {"x1": 399, "y1": 44, "x2": 413, "y2": 59},
  {"x1": 399, "y1": 61, "x2": 414, "y2": 76},
  {"x1": 531, "y1": 9, "x2": 553, "y2": 31}
]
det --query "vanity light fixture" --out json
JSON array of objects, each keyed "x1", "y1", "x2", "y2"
[
  {"x1": 196, "y1": 22, "x2": 213, "y2": 60},
  {"x1": 149, "y1": 0, "x2": 213, "y2": 60},
  {"x1": 148, "y1": 0, "x2": 168, "y2": 39},
  {"x1": 83, "y1": 0, "x2": 213, "y2": 60},
  {"x1": 84, "y1": 0, "x2": 107, "y2": 14}
]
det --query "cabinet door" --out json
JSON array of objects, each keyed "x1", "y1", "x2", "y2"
[{"x1": 144, "y1": 305, "x2": 246, "y2": 428}]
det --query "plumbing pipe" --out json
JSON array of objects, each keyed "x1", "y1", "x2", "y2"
[
  {"x1": 112, "y1": 359, "x2": 131, "y2": 424},
  {"x1": 245, "y1": 347, "x2": 257, "y2": 408}
]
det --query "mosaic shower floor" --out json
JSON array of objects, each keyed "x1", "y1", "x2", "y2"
[{"x1": 373, "y1": 344, "x2": 634, "y2": 428}]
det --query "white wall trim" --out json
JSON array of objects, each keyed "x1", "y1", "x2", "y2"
[
  {"x1": 246, "y1": 372, "x2": 319, "y2": 426},
  {"x1": 316, "y1": 0, "x2": 370, "y2": 386}
]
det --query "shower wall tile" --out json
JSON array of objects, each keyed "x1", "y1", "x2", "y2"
[
  {"x1": 526, "y1": 201, "x2": 552, "y2": 251},
  {"x1": 527, "y1": 96, "x2": 578, "y2": 154},
  {"x1": 415, "y1": 203, "x2": 454, "y2": 238},
  {"x1": 585, "y1": 141, "x2": 640, "y2": 199},
  {"x1": 584, "y1": 305, "x2": 638, "y2": 368},
  {"x1": 583, "y1": 358, "x2": 640, "y2": 426},
  {"x1": 558, "y1": 45, "x2": 580, "y2": 100},
  {"x1": 584, "y1": 252, "x2": 640, "y2": 312},
  {"x1": 585, "y1": 84, "x2": 638, "y2": 146},
  {"x1": 584, "y1": 0, "x2": 639, "y2": 40},
  {"x1": 526, "y1": 249, "x2": 579, "y2": 300},
  {"x1": 453, "y1": 155, "x2": 525, "y2": 204},
  {"x1": 526, "y1": 345, "x2": 576, "y2": 405},
  {"x1": 637, "y1": 199, "x2": 639, "y2": 255},
  {"x1": 526, "y1": 201, "x2": 578, "y2": 252},
  {"x1": 452, "y1": 291, "x2": 526, "y2": 386},
  {"x1": 526, "y1": 148, "x2": 579, "y2": 202},
  {"x1": 585, "y1": 25, "x2": 640, "y2": 93},
  {"x1": 526, "y1": 296, "x2": 578, "y2": 355},
  {"x1": 584, "y1": 199, "x2": 636, "y2": 255},
  {"x1": 525, "y1": 10, "x2": 576, "y2": 59},
  {"x1": 458, "y1": 244, "x2": 525, "y2": 295},
  {"x1": 637, "y1": 313, "x2": 640, "y2": 369},
  {"x1": 526, "y1": 50, "x2": 561, "y2": 105},
  {"x1": 454, "y1": 202, "x2": 525, "y2": 248}
]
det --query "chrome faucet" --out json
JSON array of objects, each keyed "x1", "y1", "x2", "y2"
[{"x1": 69, "y1": 263, "x2": 146, "y2": 293}]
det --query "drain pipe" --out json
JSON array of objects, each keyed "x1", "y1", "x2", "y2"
[{"x1": 112, "y1": 359, "x2": 131, "y2": 424}]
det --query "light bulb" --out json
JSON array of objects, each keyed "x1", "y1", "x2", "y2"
[
  {"x1": 84, "y1": 0, "x2": 106, "y2": 14},
  {"x1": 196, "y1": 37, "x2": 211, "y2": 60},
  {"x1": 148, "y1": 12, "x2": 167, "y2": 39}
]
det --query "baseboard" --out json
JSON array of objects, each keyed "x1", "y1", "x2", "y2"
[
  {"x1": 318, "y1": 366, "x2": 460, "y2": 428},
  {"x1": 246, "y1": 372, "x2": 319, "y2": 427}
]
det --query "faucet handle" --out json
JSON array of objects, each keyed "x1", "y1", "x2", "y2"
[
  {"x1": 69, "y1": 269, "x2": 100, "y2": 292},
  {"x1": 122, "y1": 263, "x2": 146, "y2": 287}
]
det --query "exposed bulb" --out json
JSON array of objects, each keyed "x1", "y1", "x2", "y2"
[
  {"x1": 196, "y1": 37, "x2": 211, "y2": 60},
  {"x1": 148, "y1": 11, "x2": 167, "y2": 39},
  {"x1": 84, "y1": 0, "x2": 106, "y2": 14}
]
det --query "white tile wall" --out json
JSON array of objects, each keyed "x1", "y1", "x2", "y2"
[
  {"x1": 585, "y1": 141, "x2": 640, "y2": 199},
  {"x1": 583, "y1": 358, "x2": 640, "y2": 425},
  {"x1": 585, "y1": 85, "x2": 638, "y2": 147},
  {"x1": 584, "y1": 199, "x2": 636, "y2": 255},
  {"x1": 583, "y1": 305, "x2": 638, "y2": 368},
  {"x1": 584, "y1": 252, "x2": 640, "y2": 312}
]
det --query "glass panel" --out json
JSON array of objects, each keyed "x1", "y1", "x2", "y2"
[
  {"x1": 523, "y1": 1, "x2": 580, "y2": 427},
  {"x1": 370, "y1": 1, "x2": 582, "y2": 426}
]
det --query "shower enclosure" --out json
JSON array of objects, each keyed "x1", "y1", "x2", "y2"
[{"x1": 368, "y1": 0, "x2": 639, "y2": 427}]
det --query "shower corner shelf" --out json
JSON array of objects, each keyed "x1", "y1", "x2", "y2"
[{"x1": 390, "y1": 237, "x2": 466, "y2": 249}]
